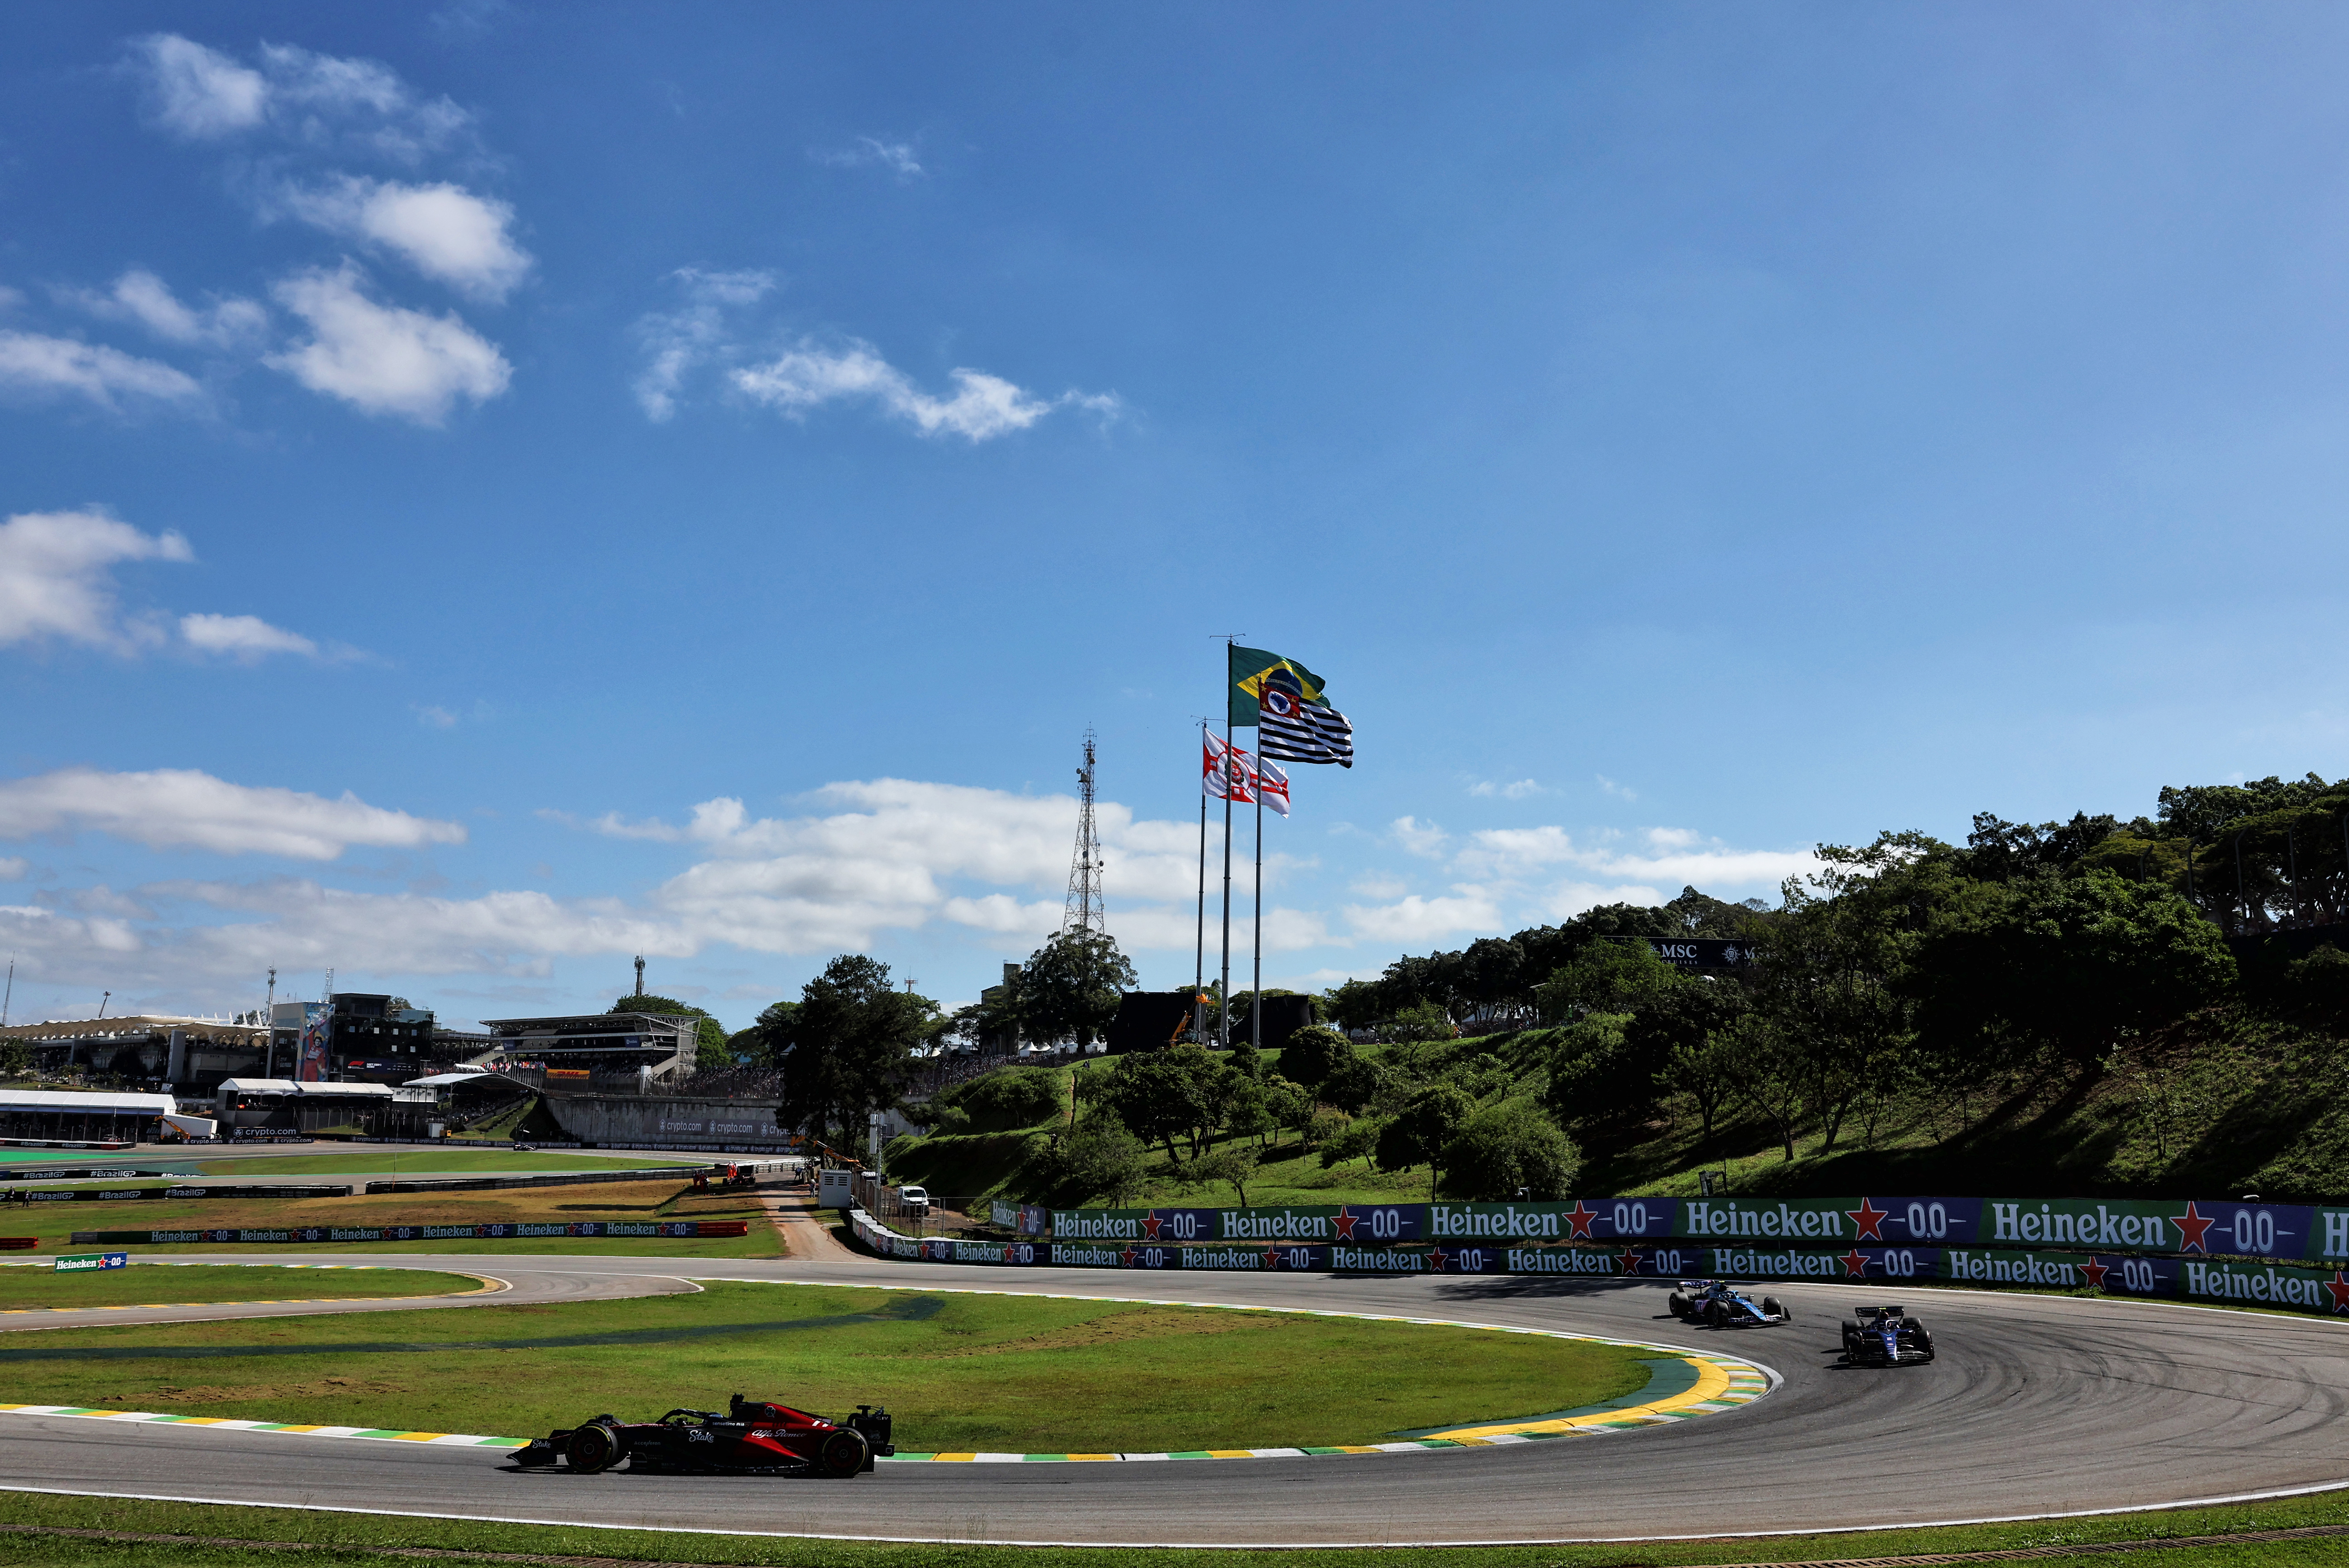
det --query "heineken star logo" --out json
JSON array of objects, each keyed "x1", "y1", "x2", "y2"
[
  {"x1": 2078, "y1": 1257, "x2": 2109, "y2": 1290},
  {"x1": 1845, "y1": 1197, "x2": 1888, "y2": 1242},
  {"x1": 1617, "y1": 1247, "x2": 1647, "y2": 1274},
  {"x1": 1120, "y1": 1247, "x2": 1140, "y2": 1269},
  {"x1": 2327, "y1": 1271, "x2": 2349, "y2": 1313},
  {"x1": 1426, "y1": 1245, "x2": 1450, "y2": 1271},
  {"x1": 1331, "y1": 1212, "x2": 1359, "y2": 1240},
  {"x1": 1141, "y1": 1213, "x2": 1164, "y2": 1240},
  {"x1": 1839, "y1": 1250, "x2": 1872, "y2": 1277},
  {"x1": 1563, "y1": 1201, "x2": 1598, "y2": 1239},
  {"x1": 2170, "y1": 1201, "x2": 2215, "y2": 1254}
]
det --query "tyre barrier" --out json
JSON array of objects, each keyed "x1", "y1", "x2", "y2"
[{"x1": 851, "y1": 1211, "x2": 2349, "y2": 1319}]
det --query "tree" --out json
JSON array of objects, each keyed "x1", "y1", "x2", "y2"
[
  {"x1": 1627, "y1": 975, "x2": 1748, "y2": 1146},
  {"x1": 1317, "y1": 1113, "x2": 1382, "y2": 1170},
  {"x1": 1053, "y1": 1114, "x2": 1149, "y2": 1206},
  {"x1": 1280, "y1": 1024, "x2": 1354, "y2": 1089},
  {"x1": 1100, "y1": 1044, "x2": 1222, "y2": 1161},
  {"x1": 767, "y1": 955, "x2": 935, "y2": 1144},
  {"x1": 1017, "y1": 929, "x2": 1138, "y2": 1047},
  {"x1": 1389, "y1": 1000, "x2": 1457, "y2": 1043},
  {"x1": 1533, "y1": 941, "x2": 1679, "y2": 1022},
  {"x1": 1443, "y1": 1101, "x2": 1580, "y2": 1200},
  {"x1": 1182, "y1": 1144, "x2": 1261, "y2": 1208},
  {"x1": 0, "y1": 1038, "x2": 27, "y2": 1079},
  {"x1": 1375, "y1": 1081, "x2": 1474, "y2": 1196}
]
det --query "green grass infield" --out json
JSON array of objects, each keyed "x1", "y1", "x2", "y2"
[
  {"x1": 0, "y1": 1483, "x2": 2346, "y2": 1567},
  {"x1": 0, "y1": 1282, "x2": 1652, "y2": 1452},
  {"x1": 0, "y1": 1264, "x2": 479, "y2": 1312},
  {"x1": 0, "y1": 1178, "x2": 781, "y2": 1258}
]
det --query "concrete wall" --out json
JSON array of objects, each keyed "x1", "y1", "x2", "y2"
[{"x1": 543, "y1": 1093, "x2": 791, "y2": 1148}]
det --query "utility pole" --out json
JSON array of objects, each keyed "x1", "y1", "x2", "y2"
[
  {"x1": 97, "y1": 990, "x2": 110, "y2": 1019},
  {"x1": 1, "y1": 956, "x2": 12, "y2": 1029},
  {"x1": 264, "y1": 967, "x2": 276, "y2": 1078},
  {"x1": 634, "y1": 955, "x2": 645, "y2": 997}
]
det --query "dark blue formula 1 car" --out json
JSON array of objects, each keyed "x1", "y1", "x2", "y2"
[
  {"x1": 1842, "y1": 1304, "x2": 1935, "y2": 1365},
  {"x1": 1667, "y1": 1279, "x2": 1790, "y2": 1328}
]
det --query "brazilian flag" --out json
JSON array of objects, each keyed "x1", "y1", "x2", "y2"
[{"x1": 1229, "y1": 645, "x2": 1330, "y2": 727}]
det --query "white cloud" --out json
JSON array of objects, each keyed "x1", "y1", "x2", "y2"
[
  {"x1": 1457, "y1": 822, "x2": 1816, "y2": 885},
  {"x1": 810, "y1": 136, "x2": 926, "y2": 180},
  {"x1": 0, "y1": 509, "x2": 190, "y2": 651},
  {"x1": 0, "y1": 331, "x2": 202, "y2": 411},
  {"x1": 0, "y1": 767, "x2": 466, "y2": 860},
  {"x1": 267, "y1": 264, "x2": 510, "y2": 423},
  {"x1": 415, "y1": 705, "x2": 458, "y2": 729},
  {"x1": 1597, "y1": 774, "x2": 1638, "y2": 801},
  {"x1": 1342, "y1": 887, "x2": 1504, "y2": 946},
  {"x1": 732, "y1": 340, "x2": 1118, "y2": 442},
  {"x1": 278, "y1": 178, "x2": 531, "y2": 301},
  {"x1": 1351, "y1": 872, "x2": 1409, "y2": 899},
  {"x1": 66, "y1": 270, "x2": 267, "y2": 347},
  {"x1": 630, "y1": 268, "x2": 777, "y2": 421},
  {"x1": 132, "y1": 35, "x2": 268, "y2": 138},
  {"x1": 941, "y1": 894, "x2": 1061, "y2": 936},
  {"x1": 1390, "y1": 815, "x2": 1450, "y2": 859},
  {"x1": 0, "y1": 857, "x2": 25, "y2": 882},
  {"x1": 1468, "y1": 778, "x2": 1543, "y2": 800},
  {"x1": 178, "y1": 613, "x2": 318, "y2": 661},
  {"x1": 131, "y1": 36, "x2": 472, "y2": 161}
]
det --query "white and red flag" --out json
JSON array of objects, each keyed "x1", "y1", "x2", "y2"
[
  {"x1": 1203, "y1": 731, "x2": 1254, "y2": 804},
  {"x1": 1203, "y1": 733, "x2": 1289, "y2": 816}
]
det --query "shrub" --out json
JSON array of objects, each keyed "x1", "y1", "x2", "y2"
[
  {"x1": 1281, "y1": 1025, "x2": 1354, "y2": 1088},
  {"x1": 1442, "y1": 1100, "x2": 1580, "y2": 1200},
  {"x1": 936, "y1": 1065, "x2": 1063, "y2": 1132}
]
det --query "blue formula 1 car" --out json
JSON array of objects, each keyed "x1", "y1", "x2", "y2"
[
  {"x1": 1842, "y1": 1304, "x2": 1935, "y2": 1365},
  {"x1": 1667, "y1": 1279, "x2": 1790, "y2": 1328}
]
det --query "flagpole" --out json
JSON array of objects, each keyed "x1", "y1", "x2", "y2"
[
  {"x1": 1195, "y1": 719, "x2": 1208, "y2": 1045},
  {"x1": 1220, "y1": 642, "x2": 1235, "y2": 1051},
  {"x1": 1251, "y1": 753, "x2": 1263, "y2": 1053}
]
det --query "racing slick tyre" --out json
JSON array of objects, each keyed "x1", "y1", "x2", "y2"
[
  {"x1": 1911, "y1": 1322, "x2": 1935, "y2": 1362},
  {"x1": 1761, "y1": 1296, "x2": 1786, "y2": 1320},
  {"x1": 564, "y1": 1419, "x2": 626, "y2": 1474},
  {"x1": 1705, "y1": 1300, "x2": 1727, "y2": 1329},
  {"x1": 1667, "y1": 1292, "x2": 1689, "y2": 1317},
  {"x1": 818, "y1": 1428, "x2": 871, "y2": 1478}
]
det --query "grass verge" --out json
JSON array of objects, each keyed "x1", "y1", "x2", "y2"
[
  {"x1": 0, "y1": 1485, "x2": 2347, "y2": 1565},
  {"x1": 0, "y1": 1179, "x2": 782, "y2": 1258},
  {"x1": 0, "y1": 1282, "x2": 1650, "y2": 1451},
  {"x1": 184, "y1": 1152, "x2": 693, "y2": 1177},
  {"x1": 0, "y1": 1265, "x2": 477, "y2": 1311}
]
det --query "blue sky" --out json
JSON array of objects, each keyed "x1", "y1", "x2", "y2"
[{"x1": 5, "y1": 5, "x2": 2349, "y2": 1031}]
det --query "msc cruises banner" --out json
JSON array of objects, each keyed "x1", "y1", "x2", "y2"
[{"x1": 1047, "y1": 1196, "x2": 2349, "y2": 1265}]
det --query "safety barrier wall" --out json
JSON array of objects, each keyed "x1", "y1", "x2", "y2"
[
  {"x1": 851, "y1": 1211, "x2": 2349, "y2": 1320},
  {"x1": 66, "y1": 1219, "x2": 750, "y2": 1244},
  {"x1": 989, "y1": 1200, "x2": 1049, "y2": 1235},
  {"x1": 1046, "y1": 1195, "x2": 2349, "y2": 1265},
  {"x1": 11, "y1": 1184, "x2": 352, "y2": 1202}
]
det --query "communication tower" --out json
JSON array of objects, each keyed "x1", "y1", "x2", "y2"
[{"x1": 1063, "y1": 728, "x2": 1106, "y2": 936}]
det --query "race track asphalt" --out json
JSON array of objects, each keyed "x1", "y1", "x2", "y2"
[{"x1": 2, "y1": 1231, "x2": 2347, "y2": 1547}]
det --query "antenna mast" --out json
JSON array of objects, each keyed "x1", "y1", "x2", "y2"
[
  {"x1": 633, "y1": 954, "x2": 646, "y2": 996},
  {"x1": 1062, "y1": 728, "x2": 1106, "y2": 937}
]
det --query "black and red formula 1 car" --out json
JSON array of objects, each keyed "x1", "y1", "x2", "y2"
[{"x1": 511, "y1": 1394, "x2": 894, "y2": 1476}]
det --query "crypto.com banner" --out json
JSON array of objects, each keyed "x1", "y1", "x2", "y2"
[{"x1": 1047, "y1": 1196, "x2": 2349, "y2": 1264}]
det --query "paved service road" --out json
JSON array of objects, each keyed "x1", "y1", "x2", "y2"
[{"x1": 2, "y1": 1225, "x2": 2346, "y2": 1545}]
